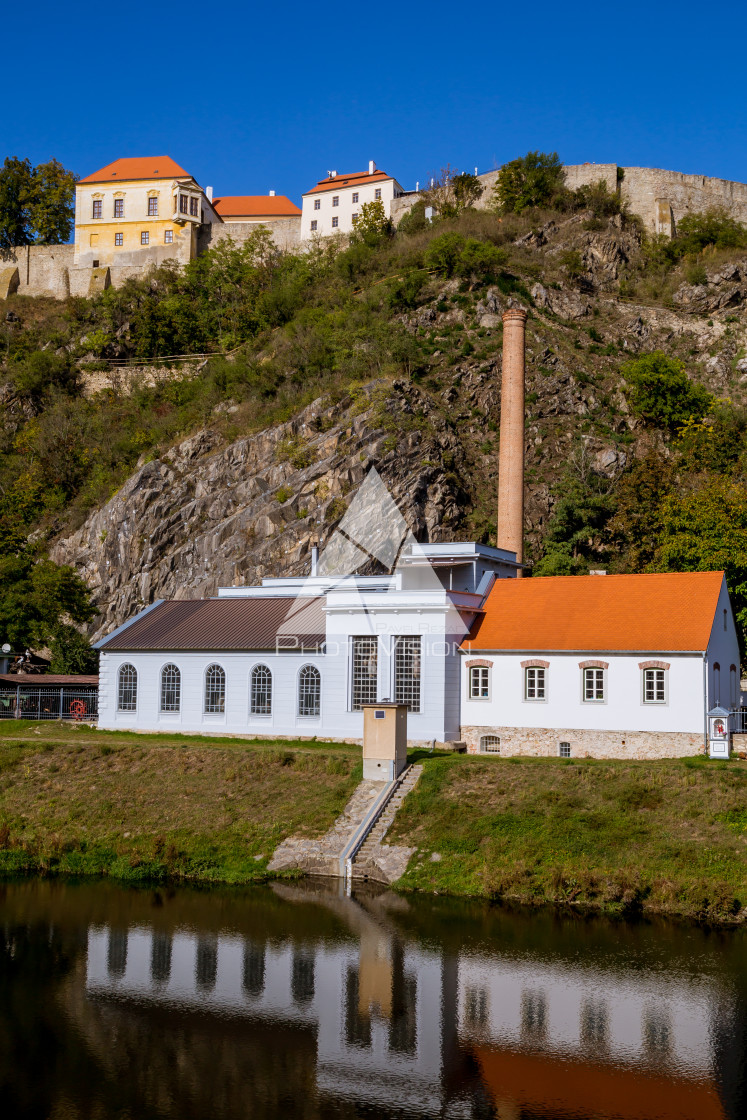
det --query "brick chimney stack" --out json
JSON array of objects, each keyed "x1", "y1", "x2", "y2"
[{"x1": 497, "y1": 308, "x2": 527, "y2": 572}]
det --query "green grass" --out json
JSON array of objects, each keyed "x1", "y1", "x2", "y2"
[
  {"x1": 393, "y1": 752, "x2": 747, "y2": 923},
  {"x1": 0, "y1": 724, "x2": 360, "y2": 886}
]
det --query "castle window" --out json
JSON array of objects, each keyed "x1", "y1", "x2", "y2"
[
  {"x1": 480, "y1": 735, "x2": 500, "y2": 753},
  {"x1": 310, "y1": 220, "x2": 317, "y2": 231},
  {"x1": 179, "y1": 194, "x2": 188, "y2": 214},
  {"x1": 148, "y1": 196, "x2": 158, "y2": 216},
  {"x1": 352, "y1": 213, "x2": 359, "y2": 223},
  {"x1": 314, "y1": 198, "x2": 320, "y2": 210},
  {"x1": 351, "y1": 637, "x2": 377, "y2": 711},
  {"x1": 394, "y1": 636, "x2": 421, "y2": 713},
  {"x1": 115, "y1": 233, "x2": 123, "y2": 246},
  {"x1": 117, "y1": 664, "x2": 137, "y2": 712},
  {"x1": 332, "y1": 196, "x2": 339, "y2": 207},
  {"x1": 524, "y1": 666, "x2": 546, "y2": 701},
  {"x1": 332, "y1": 216, "x2": 339, "y2": 228},
  {"x1": 251, "y1": 664, "x2": 272, "y2": 716},
  {"x1": 92, "y1": 200, "x2": 102, "y2": 219},
  {"x1": 114, "y1": 199, "x2": 124, "y2": 218},
  {"x1": 374, "y1": 188, "x2": 382, "y2": 200},
  {"x1": 190, "y1": 197, "x2": 198, "y2": 217},
  {"x1": 298, "y1": 665, "x2": 321, "y2": 718},
  {"x1": 583, "y1": 667, "x2": 605, "y2": 702},
  {"x1": 643, "y1": 668, "x2": 667, "y2": 704},
  {"x1": 141, "y1": 231, "x2": 149, "y2": 245},
  {"x1": 204, "y1": 664, "x2": 226, "y2": 714},
  {"x1": 352, "y1": 192, "x2": 359, "y2": 203},
  {"x1": 470, "y1": 666, "x2": 490, "y2": 699},
  {"x1": 160, "y1": 664, "x2": 181, "y2": 712},
  {"x1": 559, "y1": 742, "x2": 571, "y2": 758},
  {"x1": 164, "y1": 230, "x2": 173, "y2": 243}
]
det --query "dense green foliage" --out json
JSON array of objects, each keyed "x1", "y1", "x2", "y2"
[
  {"x1": 621, "y1": 351, "x2": 712, "y2": 430},
  {"x1": 493, "y1": 151, "x2": 566, "y2": 214},
  {"x1": 0, "y1": 157, "x2": 77, "y2": 249}
]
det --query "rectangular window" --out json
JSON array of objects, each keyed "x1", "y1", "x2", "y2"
[
  {"x1": 351, "y1": 636, "x2": 378, "y2": 711},
  {"x1": 583, "y1": 668, "x2": 605, "y2": 702},
  {"x1": 164, "y1": 229, "x2": 173, "y2": 243},
  {"x1": 148, "y1": 196, "x2": 158, "y2": 216},
  {"x1": 469, "y1": 666, "x2": 490, "y2": 699},
  {"x1": 314, "y1": 198, "x2": 320, "y2": 210},
  {"x1": 643, "y1": 668, "x2": 666, "y2": 703},
  {"x1": 141, "y1": 231, "x2": 149, "y2": 245},
  {"x1": 525, "y1": 667, "x2": 546, "y2": 701},
  {"x1": 352, "y1": 213, "x2": 359, "y2": 223},
  {"x1": 310, "y1": 219, "x2": 317, "y2": 232},
  {"x1": 374, "y1": 188, "x2": 382, "y2": 200},
  {"x1": 352, "y1": 192, "x2": 359, "y2": 203},
  {"x1": 332, "y1": 195, "x2": 339, "y2": 207},
  {"x1": 92, "y1": 200, "x2": 102, "y2": 219},
  {"x1": 190, "y1": 196, "x2": 198, "y2": 216},
  {"x1": 559, "y1": 742, "x2": 571, "y2": 758},
  {"x1": 115, "y1": 232, "x2": 123, "y2": 246},
  {"x1": 179, "y1": 194, "x2": 188, "y2": 214},
  {"x1": 394, "y1": 636, "x2": 421, "y2": 713},
  {"x1": 114, "y1": 199, "x2": 124, "y2": 218},
  {"x1": 331, "y1": 216, "x2": 339, "y2": 228}
]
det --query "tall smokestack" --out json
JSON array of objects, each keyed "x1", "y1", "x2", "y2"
[{"x1": 497, "y1": 308, "x2": 527, "y2": 571}]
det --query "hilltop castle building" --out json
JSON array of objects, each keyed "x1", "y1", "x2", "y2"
[{"x1": 301, "y1": 162, "x2": 405, "y2": 240}]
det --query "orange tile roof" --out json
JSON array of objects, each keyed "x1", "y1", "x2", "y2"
[
  {"x1": 213, "y1": 195, "x2": 301, "y2": 218},
  {"x1": 303, "y1": 169, "x2": 393, "y2": 195},
  {"x1": 79, "y1": 157, "x2": 193, "y2": 184},
  {"x1": 462, "y1": 571, "x2": 724, "y2": 653}
]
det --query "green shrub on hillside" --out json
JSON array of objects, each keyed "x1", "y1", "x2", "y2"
[
  {"x1": 621, "y1": 351, "x2": 712, "y2": 430},
  {"x1": 492, "y1": 151, "x2": 565, "y2": 214}
]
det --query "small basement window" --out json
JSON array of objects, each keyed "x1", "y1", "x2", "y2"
[
  {"x1": 480, "y1": 735, "x2": 500, "y2": 753},
  {"x1": 559, "y1": 742, "x2": 571, "y2": 758}
]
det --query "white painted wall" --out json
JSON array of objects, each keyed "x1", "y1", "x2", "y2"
[
  {"x1": 460, "y1": 650, "x2": 707, "y2": 735},
  {"x1": 301, "y1": 177, "x2": 402, "y2": 240}
]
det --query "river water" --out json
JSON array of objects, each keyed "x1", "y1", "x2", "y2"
[{"x1": 1, "y1": 879, "x2": 746, "y2": 1119}]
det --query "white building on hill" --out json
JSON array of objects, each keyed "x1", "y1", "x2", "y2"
[{"x1": 301, "y1": 162, "x2": 405, "y2": 240}]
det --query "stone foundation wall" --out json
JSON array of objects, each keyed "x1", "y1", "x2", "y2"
[
  {"x1": 2, "y1": 244, "x2": 75, "y2": 298},
  {"x1": 199, "y1": 217, "x2": 301, "y2": 255},
  {"x1": 462, "y1": 724, "x2": 705, "y2": 760}
]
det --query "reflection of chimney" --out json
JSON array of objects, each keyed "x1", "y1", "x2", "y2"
[{"x1": 497, "y1": 308, "x2": 527, "y2": 572}]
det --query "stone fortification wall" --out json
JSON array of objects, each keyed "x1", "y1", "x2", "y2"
[
  {"x1": 2, "y1": 244, "x2": 75, "y2": 298},
  {"x1": 462, "y1": 724, "x2": 704, "y2": 760},
  {"x1": 199, "y1": 217, "x2": 301, "y2": 255}
]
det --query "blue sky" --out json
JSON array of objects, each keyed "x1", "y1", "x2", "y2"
[{"x1": 4, "y1": 0, "x2": 747, "y2": 202}]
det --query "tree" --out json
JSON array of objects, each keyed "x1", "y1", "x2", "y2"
[
  {"x1": 0, "y1": 552, "x2": 95, "y2": 649},
  {"x1": 420, "y1": 166, "x2": 484, "y2": 219},
  {"x1": 493, "y1": 151, "x2": 565, "y2": 215},
  {"x1": 0, "y1": 156, "x2": 77, "y2": 250},
  {"x1": 49, "y1": 623, "x2": 98, "y2": 674},
  {"x1": 351, "y1": 199, "x2": 391, "y2": 245},
  {"x1": 621, "y1": 351, "x2": 712, "y2": 431}
]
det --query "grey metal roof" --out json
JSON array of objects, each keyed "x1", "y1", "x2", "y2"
[{"x1": 98, "y1": 597, "x2": 326, "y2": 652}]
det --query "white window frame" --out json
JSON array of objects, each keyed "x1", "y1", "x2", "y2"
[
  {"x1": 332, "y1": 195, "x2": 339, "y2": 207},
  {"x1": 204, "y1": 664, "x2": 226, "y2": 714},
  {"x1": 480, "y1": 735, "x2": 500, "y2": 753},
  {"x1": 313, "y1": 198, "x2": 320, "y2": 210},
  {"x1": 558, "y1": 741, "x2": 572, "y2": 758},
  {"x1": 393, "y1": 636, "x2": 421, "y2": 713},
  {"x1": 352, "y1": 192, "x2": 359, "y2": 203},
  {"x1": 331, "y1": 216, "x2": 339, "y2": 228},
  {"x1": 469, "y1": 666, "x2": 490, "y2": 700},
  {"x1": 374, "y1": 188, "x2": 382, "y2": 200},
  {"x1": 117, "y1": 663, "x2": 137, "y2": 712},
  {"x1": 310, "y1": 219, "x2": 317, "y2": 232},
  {"x1": 160, "y1": 663, "x2": 181, "y2": 713},
  {"x1": 524, "y1": 666, "x2": 546, "y2": 702},
  {"x1": 351, "y1": 636, "x2": 378, "y2": 711},
  {"x1": 582, "y1": 667, "x2": 605, "y2": 703},
  {"x1": 298, "y1": 664, "x2": 321, "y2": 719},
  {"x1": 642, "y1": 668, "x2": 667, "y2": 705},
  {"x1": 164, "y1": 229, "x2": 173, "y2": 243},
  {"x1": 250, "y1": 664, "x2": 272, "y2": 718}
]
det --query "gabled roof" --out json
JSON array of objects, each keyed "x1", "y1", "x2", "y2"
[
  {"x1": 303, "y1": 169, "x2": 395, "y2": 196},
  {"x1": 213, "y1": 195, "x2": 301, "y2": 218},
  {"x1": 79, "y1": 157, "x2": 193, "y2": 185},
  {"x1": 462, "y1": 571, "x2": 725, "y2": 653},
  {"x1": 98, "y1": 597, "x2": 326, "y2": 651}
]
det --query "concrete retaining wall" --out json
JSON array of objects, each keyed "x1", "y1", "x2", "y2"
[{"x1": 462, "y1": 724, "x2": 704, "y2": 759}]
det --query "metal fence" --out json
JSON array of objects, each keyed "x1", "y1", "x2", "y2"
[
  {"x1": 731, "y1": 708, "x2": 747, "y2": 734},
  {"x1": 0, "y1": 688, "x2": 98, "y2": 721}
]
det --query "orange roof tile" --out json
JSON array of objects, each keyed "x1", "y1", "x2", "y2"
[
  {"x1": 462, "y1": 571, "x2": 725, "y2": 653},
  {"x1": 303, "y1": 169, "x2": 394, "y2": 195},
  {"x1": 213, "y1": 195, "x2": 301, "y2": 218},
  {"x1": 79, "y1": 157, "x2": 193, "y2": 184}
]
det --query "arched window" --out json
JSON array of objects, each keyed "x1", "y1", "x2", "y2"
[
  {"x1": 204, "y1": 664, "x2": 226, "y2": 714},
  {"x1": 160, "y1": 664, "x2": 181, "y2": 712},
  {"x1": 298, "y1": 665, "x2": 321, "y2": 717},
  {"x1": 117, "y1": 664, "x2": 137, "y2": 711},
  {"x1": 251, "y1": 664, "x2": 272, "y2": 716},
  {"x1": 714, "y1": 662, "x2": 721, "y2": 707},
  {"x1": 480, "y1": 735, "x2": 500, "y2": 753}
]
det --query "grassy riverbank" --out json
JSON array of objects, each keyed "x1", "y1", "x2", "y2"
[
  {"x1": 390, "y1": 752, "x2": 747, "y2": 923},
  {"x1": 0, "y1": 722, "x2": 360, "y2": 884}
]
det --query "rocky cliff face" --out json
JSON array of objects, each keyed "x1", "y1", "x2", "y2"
[{"x1": 51, "y1": 382, "x2": 469, "y2": 640}]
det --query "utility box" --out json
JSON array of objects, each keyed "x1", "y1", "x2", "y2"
[
  {"x1": 708, "y1": 705, "x2": 731, "y2": 759},
  {"x1": 362, "y1": 703, "x2": 408, "y2": 781}
]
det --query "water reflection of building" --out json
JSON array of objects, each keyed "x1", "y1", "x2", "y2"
[{"x1": 85, "y1": 892, "x2": 737, "y2": 1120}]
